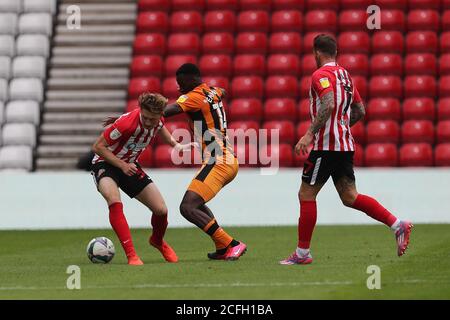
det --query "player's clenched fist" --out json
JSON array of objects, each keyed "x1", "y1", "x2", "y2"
[
  {"x1": 120, "y1": 162, "x2": 138, "y2": 176},
  {"x1": 295, "y1": 132, "x2": 313, "y2": 155}
]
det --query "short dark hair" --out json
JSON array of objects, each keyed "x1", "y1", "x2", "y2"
[
  {"x1": 176, "y1": 63, "x2": 201, "y2": 77},
  {"x1": 313, "y1": 34, "x2": 337, "y2": 57}
]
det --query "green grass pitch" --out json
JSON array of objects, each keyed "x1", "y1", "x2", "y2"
[{"x1": 0, "y1": 224, "x2": 449, "y2": 299}]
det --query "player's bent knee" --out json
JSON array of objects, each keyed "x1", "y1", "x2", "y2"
[
  {"x1": 340, "y1": 193, "x2": 357, "y2": 207},
  {"x1": 153, "y1": 205, "x2": 168, "y2": 216}
]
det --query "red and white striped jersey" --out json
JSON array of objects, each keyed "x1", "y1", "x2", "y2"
[
  {"x1": 309, "y1": 62, "x2": 363, "y2": 152},
  {"x1": 92, "y1": 109, "x2": 164, "y2": 164}
]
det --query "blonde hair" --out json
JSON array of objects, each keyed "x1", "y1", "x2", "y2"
[{"x1": 102, "y1": 92, "x2": 168, "y2": 127}]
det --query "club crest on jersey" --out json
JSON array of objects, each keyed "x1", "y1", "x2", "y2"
[
  {"x1": 110, "y1": 128, "x2": 121, "y2": 140},
  {"x1": 177, "y1": 95, "x2": 188, "y2": 104},
  {"x1": 319, "y1": 77, "x2": 330, "y2": 89}
]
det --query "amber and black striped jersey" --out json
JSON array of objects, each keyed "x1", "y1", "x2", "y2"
[{"x1": 176, "y1": 83, "x2": 235, "y2": 162}]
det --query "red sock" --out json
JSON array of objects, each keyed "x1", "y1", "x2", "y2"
[
  {"x1": 150, "y1": 214, "x2": 168, "y2": 246},
  {"x1": 109, "y1": 202, "x2": 136, "y2": 258},
  {"x1": 298, "y1": 200, "x2": 317, "y2": 249},
  {"x1": 351, "y1": 194, "x2": 398, "y2": 227}
]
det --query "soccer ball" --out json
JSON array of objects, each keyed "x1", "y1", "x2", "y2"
[{"x1": 86, "y1": 237, "x2": 115, "y2": 264}]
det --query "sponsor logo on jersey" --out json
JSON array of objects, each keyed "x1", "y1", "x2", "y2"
[
  {"x1": 110, "y1": 128, "x2": 121, "y2": 140},
  {"x1": 177, "y1": 95, "x2": 188, "y2": 104},
  {"x1": 319, "y1": 77, "x2": 330, "y2": 89}
]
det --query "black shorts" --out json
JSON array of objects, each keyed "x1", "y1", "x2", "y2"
[
  {"x1": 302, "y1": 151, "x2": 355, "y2": 186},
  {"x1": 91, "y1": 161, "x2": 153, "y2": 198}
]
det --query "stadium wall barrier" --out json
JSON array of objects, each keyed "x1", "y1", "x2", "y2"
[{"x1": 0, "y1": 169, "x2": 449, "y2": 230}]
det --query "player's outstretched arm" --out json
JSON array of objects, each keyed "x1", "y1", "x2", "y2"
[
  {"x1": 163, "y1": 103, "x2": 184, "y2": 118},
  {"x1": 349, "y1": 102, "x2": 366, "y2": 127},
  {"x1": 295, "y1": 91, "x2": 334, "y2": 155},
  {"x1": 92, "y1": 135, "x2": 137, "y2": 176},
  {"x1": 157, "y1": 126, "x2": 197, "y2": 151}
]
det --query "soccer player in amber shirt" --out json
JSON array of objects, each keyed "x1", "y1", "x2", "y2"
[
  {"x1": 92, "y1": 93, "x2": 193, "y2": 265},
  {"x1": 163, "y1": 63, "x2": 247, "y2": 261},
  {"x1": 280, "y1": 35, "x2": 413, "y2": 265}
]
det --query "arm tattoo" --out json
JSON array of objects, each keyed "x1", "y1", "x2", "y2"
[
  {"x1": 349, "y1": 102, "x2": 366, "y2": 127},
  {"x1": 309, "y1": 91, "x2": 334, "y2": 135}
]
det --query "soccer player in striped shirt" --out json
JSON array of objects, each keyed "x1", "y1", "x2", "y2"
[
  {"x1": 92, "y1": 93, "x2": 194, "y2": 265},
  {"x1": 280, "y1": 34, "x2": 413, "y2": 265}
]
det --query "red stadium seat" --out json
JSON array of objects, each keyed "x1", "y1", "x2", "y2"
[
  {"x1": 236, "y1": 33, "x2": 267, "y2": 55},
  {"x1": 306, "y1": 0, "x2": 339, "y2": 10},
  {"x1": 126, "y1": 99, "x2": 139, "y2": 113},
  {"x1": 138, "y1": 0, "x2": 170, "y2": 11},
  {"x1": 380, "y1": 10, "x2": 406, "y2": 31},
  {"x1": 402, "y1": 120, "x2": 435, "y2": 144},
  {"x1": 354, "y1": 143, "x2": 364, "y2": 166},
  {"x1": 138, "y1": 147, "x2": 153, "y2": 168},
  {"x1": 164, "y1": 55, "x2": 196, "y2": 77},
  {"x1": 338, "y1": 32, "x2": 370, "y2": 54},
  {"x1": 259, "y1": 143, "x2": 294, "y2": 167},
  {"x1": 304, "y1": 11, "x2": 337, "y2": 33},
  {"x1": 262, "y1": 121, "x2": 295, "y2": 144},
  {"x1": 352, "y1": 75, "x2": 368, "y2": 100},
  {"x1": 404, "y1": 75, "x2": 437, "y2": 98},
  {"x1": 366, "y1": 120, "x2": 400, "y2": 144},
  {"x1": 136, "y1": 12, "x2": 168, "y2": 33},
  {"x1": 372, "y1": 31, "x2": 404, "y2": 54},
  {"x1": 439, "y1": 54, "x2": 450, "y2": 75},
  {"x1": 445, "y1": 0, "x2": 450, "y2": 9},
  {"x1": 404, "y1": 54, "x2": 437, "y2": 76},
  {"x1": 369, "y1": 76, "x2": 402, "y2": 99},
  {"x1": 408, "y1": 0, "x2": 441, "y2": 10},
  {"x1": 203, "y1": 76, "x2": 229, "y2": 93},
  {"x1": 403, "y1": 98, "x2": 435, "y2": 121},
  {"x1": 406, "y1": 31, "x2": 438, "y2": 54},
  {"x1": 374, "y1": 0, "x2": 407, "y2": 10},
  {"x1": 264, "y1": 98, "x2": 297, "y2": 121},
  {"x1": 370, "y1": 54, "x2": 403, "y2": 76},
  {"x1": 204, "y1": 11, "x2": 235, "y2": 33},
  {"x1": 301, "y1": 54, "x2": 316, "y2": 76},
  {"x1": 133, "y1": 33, "x2": 165, "y2": 55},
  {"x1": 399, "y1": 143, "x2": 433, "y2": 167},
  {"x1": 171, "y1": 0, "x2": 205, "y2": 11},
  {"x1": 437, "y1": 120, "x2": 450, "y2": 143},
  {"x1": 167, "y1": 33, "x2": 200, "y2": 55},
  {"x1": 128, "y1": 77, "x2": 161, "y2": 99},
  {"x1": 233, "y1": 143, "x2": 259, "y2": 167},
  {"x1": 202, "y1": 33, "x2": 234, "y2": 55},
  {"x1": 439, "y1": 76, "x2": 450, "y2": 97},
  {"x1": 199, "y1": 55, "x2": 232, "y2": 77},
  {"x1": 270, "y1": 32, "x2": 302, "y2": 54},
  {"x1": 341, "y1": 0, "x2": 371, "y2": 9},
  {"x1": 170, "y1": 11, "x2": 202, "y2": 33},
  {"x1": 438, "y1": 98, "x2": 450, "y2": 119},
  {"x1": 338, "y1": 54, "x2": 369, "y2": 76},
  {"x1": 441, "y1": 32, "x2": 450, "y2": 53},
  {"x1": 237, "y1": 11, "x2": 269, "y2": 33},
  {"x1": 130, "y1": 55, "x2": 163, "y2": 77},
  {"x1": 153, "y1": 145, "x2": 176, "y2": 168},
  {"x1": 267, "y1": 54, "x2": 300, "y2": 76},
  {"x1": 228, "y1": 120, "x2": 260, "y2": 132},
  {"x1": 367, "y1": 98, "x2": 401, "y2": 121},
  {"x1": 339, "y1": 10, "x2": 367, "y2": 31},
  {"x1": 231, "y1": 76, "x2": 264, "y2": 98},
  {"x1": 271, "y1": 10, "x2": 303, "y2": 33},
  {"x1": 302, "y1": 32, "x2": 335, "y2": 53},
  {"x1": 351, "y1": 121, "x2": 365, "y2": 145},
  {"x1": 297, "y1": 99, "x2": 311, "y2": 121},
  {"x1": 407, "y1": 10, "x2": 440, "y2": 32},
  {"x1": 265, "y1": 76, "x2": 298, "y2": 99},
  {"x1": 299, "y1": 76, "x2": 311, "y2": 98},
  {"x1": 273, "y1": 0, "x2": 304, "y2": 10},
  {"x1": 228, "y1": 99, "x2": 263, "y2": 122},
  {"x1": 206, "y1": 0, "x2": 238, "y2": 10},
  {"x1": 365, "y1": 143, "x2": 398, "y2": 167},
  {"x1": 233, "y1": 54, "x2": 266, "y2": 76},
  {"x1": 162, "y1": 77, "x2": 179, "y2": 99},
  {"x1": 443, "y1": 11, "x2": 450, "y2": 31},
  {"x1": 239, "y1": 0, "x2": 271, "y2": 11},
  {"x1": 435, "y1": 143, "x2": 450, "y2": 166},
  {"x1": 296, "y1": 121, "x2": 310, "y2": 139}
]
